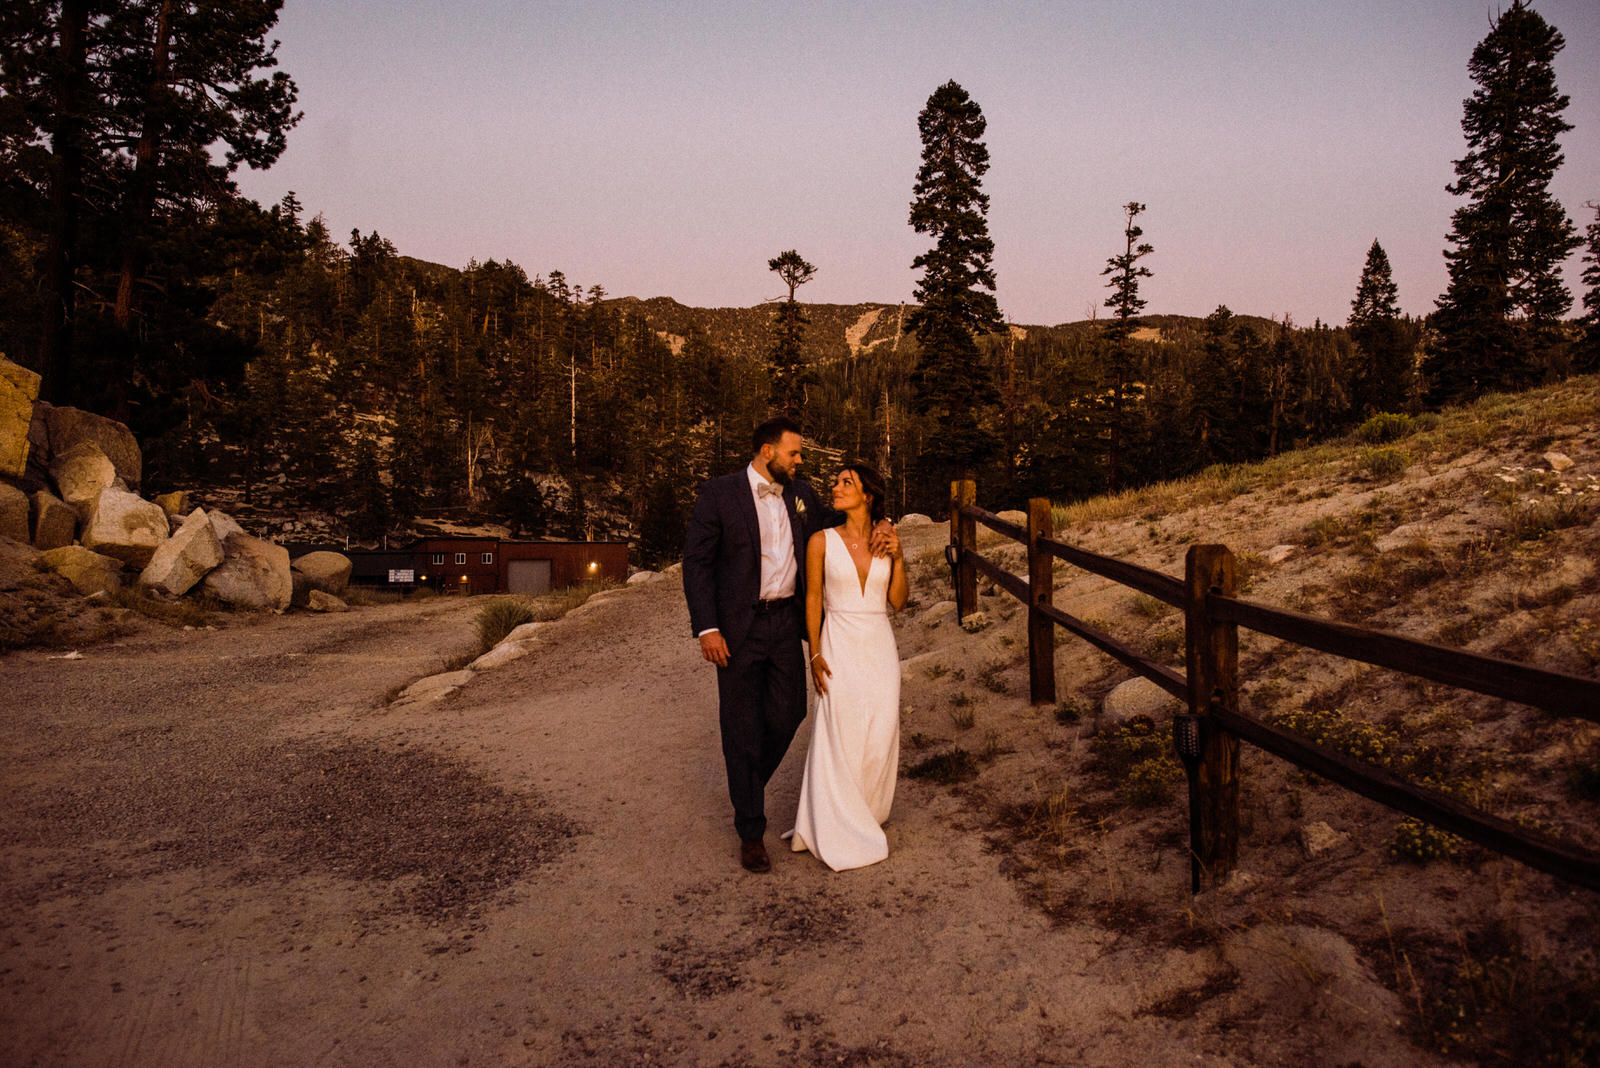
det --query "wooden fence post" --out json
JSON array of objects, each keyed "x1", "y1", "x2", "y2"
[
  {"x1": 1184, "y1": 544, "x2": 1241, "y2": 887},
  {"x1": 950, "y1": 479, "x2": 976, "y2": 619},
  {"x1": 1026, "y1": 497, "x2": 1056, "y2": 705}
]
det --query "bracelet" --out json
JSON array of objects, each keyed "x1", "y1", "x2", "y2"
[{"x1": 810, "y1": 654, "x2": 823, "y2": 662}]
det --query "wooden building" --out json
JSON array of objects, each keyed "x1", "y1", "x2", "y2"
[
  {"x1": 414, "y1": 536, "x2": 501, "y2": 596},
  {"x1": 498, "y1": 541, "x2": 629, "y2": 595},
  {"x1": 342, "y1": 538, "x2": 631, "y2": 596}
]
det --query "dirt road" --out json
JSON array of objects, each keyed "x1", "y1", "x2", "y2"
[{"x1": 1, "y1": 571, "x2": 1427, "y2": 1066}]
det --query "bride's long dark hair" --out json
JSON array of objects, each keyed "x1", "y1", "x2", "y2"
[{"x1": 842, "y1": 460, "x2": 888, "y2": 524}]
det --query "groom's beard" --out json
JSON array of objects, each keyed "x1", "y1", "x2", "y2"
[{"x1": 768, "y1": 460, "x2": 795, "y2": 485}]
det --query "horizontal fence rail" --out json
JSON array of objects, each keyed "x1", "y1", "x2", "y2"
[
  {"x1": 946, "y1": 480, "x2": 1600, "y2": 894},
  {"x1": 1208, "y1": 594, "x2": 1600, "y2": 723},
  {"x1": 1209, "y1": 705, "x2": 1600, "y2": 890}
]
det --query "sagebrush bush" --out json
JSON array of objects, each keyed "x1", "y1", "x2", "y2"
[
  {"x1": 1359, "y1": 446, "x2": 1410, "y2": 480},
  {"x1": 1354, "y1": 412, "x2": 1415, "y2": 444}
]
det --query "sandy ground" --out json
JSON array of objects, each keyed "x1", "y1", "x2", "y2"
[
  {"x1": 10, "y1": 387, "x2": 1600, "y2": 1066},
  {"x1": 1, "y1": 519, "x2": 1458, "y2": 1067}
]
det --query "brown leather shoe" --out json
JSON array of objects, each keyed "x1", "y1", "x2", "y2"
[{"x1": 739, "y1": 838, "x2": 771, "y2": 873}]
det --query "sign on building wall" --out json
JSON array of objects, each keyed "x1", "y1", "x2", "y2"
[{"x1": 388, "y1": 569, "x2": 415, "y2": 583}]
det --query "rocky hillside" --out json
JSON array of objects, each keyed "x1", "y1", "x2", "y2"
[
  {"x1": 606, "y1": 296, "x2": 913, "y2": 367},
  {"x1": 885, "y1": 372, "x2": 1599, "y2": 1064}
]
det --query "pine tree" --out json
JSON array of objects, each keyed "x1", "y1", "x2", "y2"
[
  {"x1": 1576, "y1": 202, "x2": 1600, "y2": 375},
  {"x1": 1427, "y1": 0, "x2": 1579, "y2": 403},
  {"x1": 906, "y1": 80, "x2": 1002, "y2": 501},
  {"x1": 1100, "y1": 201, "x2": 1154, "y2": 490},
  {"x1": 1348, "y1": 239, "x2": 1412, "y2": 414},
  {"x1": 766, "y1": 249, "x2": 816, "y2": 418}
]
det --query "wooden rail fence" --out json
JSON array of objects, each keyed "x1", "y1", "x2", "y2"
[{"x1": 946, "y1": 480, "x2": 1600, "y2": 893}]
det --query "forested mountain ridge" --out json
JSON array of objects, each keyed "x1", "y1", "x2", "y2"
[
  {"x1": 605, "y1": 297, "x2": 910, "y2": 366},
  {"x1": 5, "y1": 195, "x2": 1583, "y2": 571}
]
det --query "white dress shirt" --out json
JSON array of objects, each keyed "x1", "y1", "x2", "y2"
[
  {"x1": 697, "y1": 464, "x2": 799, "y2": 639},
  {"x1": 748, "y1": 463, "x2": 797, "y2": 600}
]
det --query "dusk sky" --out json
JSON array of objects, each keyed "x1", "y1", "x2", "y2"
[{"x1": 234, "y1": 1, "x2": 1600, "y2": 329}]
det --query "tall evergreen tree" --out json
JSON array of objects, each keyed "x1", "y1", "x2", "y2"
[
  {"x1": 1576, "y1": 202, "x2": 1600, "y2": 375},
  {"x1": 1348, "y1": 239, "x2": 1412, "y2": 414},
  {"x1": 1100, "y1": 201, "x2": 1154, "y2": 490},
  {"x1": 906, "y1": 79, "x2": 1002, "y2": 502},
  {"x1": 765, "y1": 249, "x2": 815, "y2": 418},
  {"x1": 1426, "y1": 0, "x2": 1579, "y2": 403},
  {"x1": 0, "y1": 0, "x2": 299, "y2": 405}
]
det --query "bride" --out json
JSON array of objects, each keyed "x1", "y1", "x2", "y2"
[{"x1": 786, "y1": 461, "x2": 908, "y2": 871}]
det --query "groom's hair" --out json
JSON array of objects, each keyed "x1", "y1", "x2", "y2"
[
  {"x1": 843, "y1": 460, "x2": 889, "y2": 523},
  {"x1": 752, "y1": 416, "x2": 802, "y2": 454}
]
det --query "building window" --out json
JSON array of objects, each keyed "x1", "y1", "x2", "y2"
[
  {"x1": 454, "y1": 552, "x2": 466, "y2": 565},
  {"x1": 481, "y1": 552, "x2": 494, "y2": 564},
  {"x1": 432, "y1": 553, "x2": 444, "y2": 565}
]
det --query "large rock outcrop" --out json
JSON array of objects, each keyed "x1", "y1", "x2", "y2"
[
  {"x1": 44, "y1": 405, "x2": 141, "y2": 490},
  {"x1": 203, "y1": 531, "x2": 292, "y2": 611},
  {"x1": 0, "y1": 483, "x2": 28, "y2": 542},
  {"x1": 80, "y1": 487, "x2": 169, "y2": 567},
  {"x1": 1, "y1": 356, "x2": 41, "y2": 480},
  {"x1": 40, "y1": 545, "x2": 125, "y2": 596},
  {"x1": 292, "y1": 550, "x2": 352, "y2": 594},
  {"x1": 49, "y1": 441, "x2": 119, "y2": 511},
  {"x1": 29, "y1": 490, "x2": 77, "y2": 550},
  {"x1": 139, "y1": 508, "x2": 224, "y2": 597}
]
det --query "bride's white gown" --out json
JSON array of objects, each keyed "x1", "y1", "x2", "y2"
[{"x1": 787, "y1": 526, "x2": 900, "y2": 871}]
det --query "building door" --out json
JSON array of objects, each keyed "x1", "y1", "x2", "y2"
[{"x1": 507, "y1": 559, "x2": 552, "y2": 596}]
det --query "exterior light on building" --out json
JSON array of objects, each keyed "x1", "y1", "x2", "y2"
[
  {"x1": 588, "y1": 561, "x2": 599, "y2": 572},
  {"x1": 419, "y1": 574, "x2": 428, "y2": 582}
]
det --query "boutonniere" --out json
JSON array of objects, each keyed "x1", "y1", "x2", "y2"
[{"x1": 793, "y1": 497, "x2": 808, "y2": 525}]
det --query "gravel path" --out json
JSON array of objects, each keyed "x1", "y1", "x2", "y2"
[{"x1": 1, "y1": 571, "x2": 1435, "y2": 1066}]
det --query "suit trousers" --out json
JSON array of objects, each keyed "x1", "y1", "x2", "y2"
[{"x1": 717, "y1": 602, "x2": 807, "y2": 841}]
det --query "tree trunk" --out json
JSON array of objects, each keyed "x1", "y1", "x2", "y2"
[
  {"x1": 115, "y1": 0, "x2": 176, "y2": 331},
  {"x1": 40, "y1": 0, "x2": 89, "y2": 404}
]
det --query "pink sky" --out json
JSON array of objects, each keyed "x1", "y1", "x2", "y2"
[{"x1": 235, "y1": 0, "x2": 1600, "y2": 328}]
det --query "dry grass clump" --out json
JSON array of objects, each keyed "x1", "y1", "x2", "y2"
[
  {"x1": 109, "y1": 586, "x2": 220, "y2": 628},
  {"x1": 905, "y1": 747, "x2": 978, "y2": 784},
  {"x1": 472, "y1": 579, "x2": 621, "y2": 655},
  {"x1": 1377, "y1": 921, "x2": 1600, "y2": 1066},
  {"x1": 475, "y1": 596, "x2": 537, "y2": 652}
]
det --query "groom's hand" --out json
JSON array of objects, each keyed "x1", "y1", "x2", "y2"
[{"x1": 699, "y1": 630, "x2": 730, "y2": 667}]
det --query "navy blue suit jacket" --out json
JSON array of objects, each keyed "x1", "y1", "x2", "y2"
[{"x1": 682, "y1": 470, "x2": 841, "y2": 653}]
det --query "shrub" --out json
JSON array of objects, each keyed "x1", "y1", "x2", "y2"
[
  {"x1": 1359, "y1": 446, "x2": 1410, "y2": 480},
  {"x1": 1089, "y1": 720, "x2": 1170, "y2": 775},
  {"x1": 1354, "y1": 411, "x2": 1415, "y2": 444},
  {"x1": 1273, "y1": 706, "x2": 1404, "y2": 768},
  {"x1": 1125, "y1": 757, "x2": 1185, "y2": 807},
  {"x1": 1387, "y1": 816, "x2": 1460, "y2": 863}
]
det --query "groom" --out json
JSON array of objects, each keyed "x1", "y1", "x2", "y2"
[{"x1": 683, "y1": 417, "x2": 843, "y2": 873}]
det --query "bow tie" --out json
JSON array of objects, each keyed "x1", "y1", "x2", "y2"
[{"x1": 757, "y1": 482, "x2": 784, "y2": 499}]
